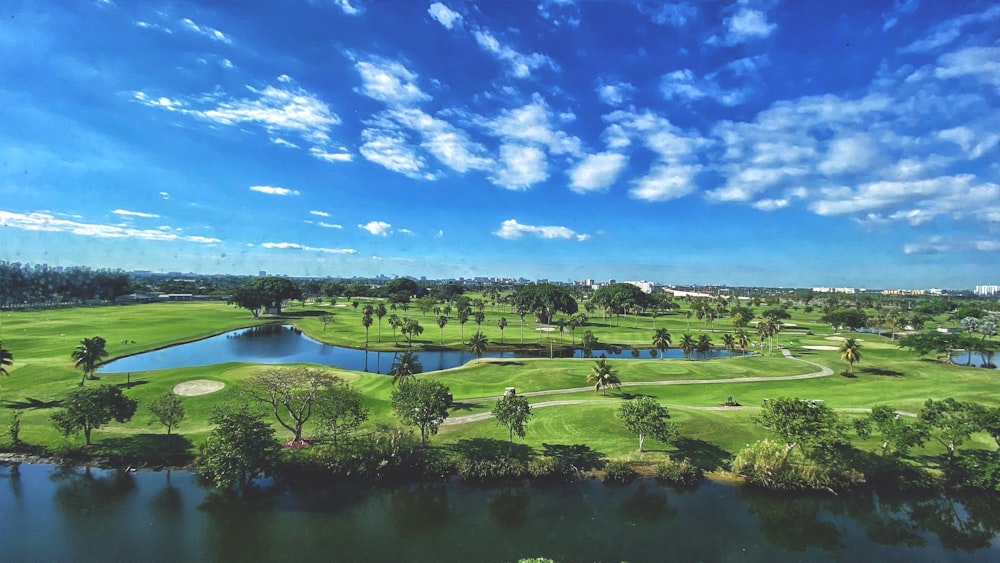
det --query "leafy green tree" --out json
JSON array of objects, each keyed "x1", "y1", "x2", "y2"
[
  {"x1": 469, "y1": 331, "x2": 489, "y2": 363},
  {"x1": 821, "y1": 309, "x2": 869, "y2": 332},
  {"x1": 919, "y1": 398, "x2": 985, "y2": 461},
  {"x1": 591, "y1": 283, "x2": 650, "y2": 327},
  {"x1": 228, "y1": 276, "x2": 302, "y2": 316},
  {"x1": 321, "y1": 313, "x2": 332, "y2": 332},
  {"x1": 493, "y1": 393, "x2": 532, "y2": 444},
  {"x1": 567, "y1": 313, "x2": 587, "y2": 345},
  {"x1": 148, "y1": 393, "x2": 185, "y2": 435},
  {"x1": 652, "y1": 328, "x2": 672, "y2": 359},
  {"x1": 618, "y1": 396, "x2": 677, "y2": 452},
  {"x1": 199, "y1": 404, "x2": 281, "y2": 491},
  {"x1": 72, "y1": 336, "x2": 108, "y2": 386},
  {"x1": 678, "y1": 334, "x2": 695, "y2": 360},
  {"x1": 511, "y1": 283, "x2": 578, "y2": 325},
  {"x1": 51, "y1": 385, "x2": 138, "y2": 445},
  {"x1": 436, "y1": 315, "x2": 449, "y2": 345},
  {"x1": 249, "y1": 367, "x2": 339, "y2": 444},
  {"x1": 752, "y1": 397, "x2": 846, "y2": 465},
  {"x1": 853, "y1": 405, "x2": 928, "y2": 457},
  {"x1": 587, "y1": 358, "x2": 621, "y2": 396},
  {"x1": 389, "y1": 350, "x2": 423, "y2": 385},
  {"x1": 314, "y1": 382, "x2": 368, "y2": 450},
  {"x1": 391, "y1": 379, "x2": 451, "y2": 447},
  {"x1": 401, "y1": 318, "x2": 424, "y2": 347},
  {"x1": 838, "y1": 338, "x2": 862, "y2": 374}
]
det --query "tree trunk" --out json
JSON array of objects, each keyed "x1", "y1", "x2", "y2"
[
  {"x1": 84, "y1": 426, "x2": 92, "y2": 445},
  {"x1": 638, "y1": 433, "x2": 645, "y2": 453}
]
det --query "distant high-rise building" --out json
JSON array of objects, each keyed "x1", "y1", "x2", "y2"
[
  {"x1": 975, "y1": 285, "x2": 1000, "y2": 296},
  {"x1": 259, "y1": 270, "x2": 267, "y2": 277}
]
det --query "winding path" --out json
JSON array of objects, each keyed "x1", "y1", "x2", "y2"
[{"x1": 444, "y1": 348, "x2": 836, "y2": 425}]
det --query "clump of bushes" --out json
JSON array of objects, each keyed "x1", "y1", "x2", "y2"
[
  {"x1": 730, "y1": 439, "x2": 864, "y2": 492},
  {"x1": 454, "y1": 456, "x2": 527, "y2": 482},
  {"x1": 310, "y1": 426, "x2": 449, "y2": 483},
  {"x1": 602, "y1": 459, "x2": 637, "y2": 484},
  {"x1": 654, "y1": 456, "x2": 701, "y2": 486}
]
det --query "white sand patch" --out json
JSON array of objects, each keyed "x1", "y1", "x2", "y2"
[
  {"x1": 173, "y1": 379, "x2": 225, "y2": 396},
  {"x1": 334, "y1": 303, "x2": 347, "y2": 307},
  {"x1": 535, "y1": 327, "x2": 556, "y2": 332},
  {"x1": 825, "y1": 336, "x2": 864, "y2": 341},
  {"x1": 802, "y1": 345, "x2": 839, "y2": 351}
]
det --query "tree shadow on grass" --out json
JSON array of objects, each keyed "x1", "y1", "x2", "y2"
[
  {"x1": 115, "y1": 380, "x2": 150, "y2": 390},
  {"x1": 448, "y1": 438, "x2": 533, "y2": 462},
  {"x1": 487, "y1": 361, "x2": 525, "y2": 367},
  {"x1": 671, "y1": 437, "x2": 732, "y2": 471},
  {"x1": 859, "y1": 367, "x2": 904, "y2": 377},
  {"x1": 4, "y1": 397, "x2": 62, "y2": 410},
  {"x1": 540, "y1": 443, "x2": 605, "y2": 471},
  {"x1": 92, "y1": 433, "x2": 194, "y2": 466},
  {"x1": 448, "y1": 401, "x2": 481, "y2": 413},
  {"x1": 620, "y1": 392, "x2": 655, "y2": 400}
]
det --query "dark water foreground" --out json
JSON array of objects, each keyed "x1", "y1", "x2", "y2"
[{"x1": 1, "y1": 463, "x2": 998, "y2": 562}]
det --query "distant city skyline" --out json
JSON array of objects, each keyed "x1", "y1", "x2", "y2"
[{"x1": 1, "y1": 2, "x2": 998, "y2": 288}]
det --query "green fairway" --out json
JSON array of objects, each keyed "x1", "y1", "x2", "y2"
[{"x1": 1, "y1": 300, "x2": 997, "y2": 473}]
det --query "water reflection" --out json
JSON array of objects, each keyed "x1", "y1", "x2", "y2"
[
  {"x1": 385, "y1": 483, "x2": 450, "y2": 536},
  {"x1": 489, "y1": 487, "x2": 530, "y2": 529},
  {"x1": 617, "y1": 483, "x2": 675, "y2": 525}
]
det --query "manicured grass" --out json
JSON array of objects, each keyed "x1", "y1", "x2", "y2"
[{"x1": 1, "y1": 300, "x2": 996, "y2": 472}]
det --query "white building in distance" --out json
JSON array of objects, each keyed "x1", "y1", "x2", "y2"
[{"x1": 975, "y1": 285, "x2": 1000, "y2": 296}]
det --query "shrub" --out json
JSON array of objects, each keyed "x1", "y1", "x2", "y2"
[
  {"x1": 731, "y1": 439, "x2": 864, "y2": 492},
  {"x1": 454, "y1": 456, "x2": 527, "y2": 482},
  {"x1": 603, "y1": 459, "x2": 636, "y2": 484},
  {"x1": 527, "y1": 456, "x2": 576, "y2": 482},
  {"x1": 654, "y1": 456, "x2": 701, "y2": 486}
]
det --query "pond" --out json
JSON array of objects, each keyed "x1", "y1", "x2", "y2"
[
  {"x1": 1, "y1": 463, "x2": 998, "y2": 562},
  {"x1": 99, "y1": 324, "x2": 734, "y2": 375}
]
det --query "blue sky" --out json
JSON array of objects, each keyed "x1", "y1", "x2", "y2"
[{"x1": 1, "y1": 1, "x2": 998, "y2": 288}]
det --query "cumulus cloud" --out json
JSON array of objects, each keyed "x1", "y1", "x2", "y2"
[
  {"x1": 903, "y1": 236, "x2": 1000, "y2": 255},
  {"x1": 900, "y1": 5, "x2": 1000, "y2": 53},
  {"x1": 490, "y1": 144, "x2": 548, "y2": 190},
  {"x1": 474, "y1": 29, "x2": 557, "y2": 79},
  {"x1": 569, "y1": 152, "x2": 627, "y2": 193},
  {"x1": 493, "y1": 219, "x2": 590, "y2": 241},
  {"x1": 262, "y1": 242, "x2": 356, "y2": 253},
  {"x1": 309, "y1": 147, "x2": 353, "y2": 162},
  {"x1": 358, "y1": 221, "x2": 393, "y2": 236},
  {"x1": 180, "y1": 17, "x2": 232, "y2": 44},
  {"x1": 0, "y1": 210, "x2": 220, "y2": 244},
  {"x1": 354, "y1": 58, "x2": 432, "y2": 106},
  {"x1": 249, "y1": 185, "x2": 299, "y2": 196},
  {"x1": 381, "y1": 108, "x2": 493, "y2": 173},
  {"x1": 112, "y1": 209, "x2": 159, "y2": 218},
  {"x1": 309, "y1": 210, "x2": 331, "y2": 217},
  {"x1": 359, "y1": 129, "x2": 430, "y2": 178},
  {"x1": 488, "y1": 97, "x2": 582, "y2": 156},
  {"x1": 752, "y1": 198, "x2": 789, "y2": 211},
  {"x1": 333, "y1": 0, "x2": 360, "y2": 15},
  {"x1": 428, "y1": 2, "x2": 462, "y2": 28},
  {"x1": 635, "y1": 1, "x2": 697, "y2": 28},
  {"x1": 596, "y1": 81, "x2": 635, "y2": 106},
  {"x1": 724, "y1": 8, "x2": 776, "y2": 44}
]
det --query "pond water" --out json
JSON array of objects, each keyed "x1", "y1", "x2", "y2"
[
  {"x1": 99, "y1": 324, "x2": 733, "y2": 375},
  {"x1": 1, "y1": 463, "x2": 998, "y2": 562}
]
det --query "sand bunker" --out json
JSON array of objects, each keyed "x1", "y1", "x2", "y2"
[
  {"x1": 825, "y1": 336, "x2": 864, "y2": 342},
  {"x1": 802, "y1": 345, "x2": 839, "y2": 351},
  {"x1": 535, "y1": 327, "x2": 556, "y2": 332},
  {"x1": 173, "y1": 380, "x2": 225, "y2": 396}
]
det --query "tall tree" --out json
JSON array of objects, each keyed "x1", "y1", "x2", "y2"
[
  {"x1": 752, "y1": 397, "x2": 846, "y2": 466},
  {"x1": 497, "y1": 317, "x2": 508, "y2": 344},
  {"x1": 853, "y1": 405, "x2": 928, "y2": 457},
  {"x1": 493, "y1": 393, "x2": 532, "y2": 444},
  {"x1": 401, "y1": 318, "x2": 424, "y2": 347},
  {"x1": 391, "y1": 379, "x2": 451, "y2": 447},
  {"x1": 468, "y1": 331, "x2": 489, "y2": 363},
  {"x1": 678, "y1": 334, "x2": 695, "y2": 360},
  {"x1": 735, "y1": 329, "x2": 750, "y2": 356},
  {"x1": 587, "y1": 358, "x2": 622, "y2": 396},
  {"x1": 199, "y1": 404, "x2": 281, "y2": 491},
  {"x1": 618, "y1": 396, "x2": 676, "y2": 452},
  {"x1": 389, "y1": 350, "x2": 423, "y2": 386},
  {"x1": 249, "y1": 367, "x2": 339, "y2": 444},
  {"x1": 457, "y1": 308, "x2": 470, "y2": 343},
  {"x1": 228, "y1": 276, "x2": 302, "y2": 316},
  {"x1": 362, "y1": 313, "x2": 373, "y2": 349},
  {"x1": 51, "y1": 385, "x2": 137, "y2": 445},
  {"x1": 721, "y1": 333, "x2": 735, "y2": 358},
  {"x1": 838, "y1": 338, "x2": 862, "y2": 374},
  {"x1": 652, "y1": 328, "x2": 672, "y2": 359},
  {"x1": 474, "y1": 310, "x2": 485, "y2": 331},
  {"x1": 148, "y1": 393, "x2": 185, "y2": 435},
  {"x1": 919, "y1": 398, "x2": 985, "y2": 462},
  {"x1": 436, "y1": 315, "x2": 449, "y2": 345},
  {"x1": 388, "y1": 314, "x2": 401, "y2": 345},
  {"x1": 696, "y1": 334, "x2": 713, "y2": 359},
  {"x1": 511, "y1": 283, "x2": 578, "y2": 325},
  {"x1": 72, "y1": 336, "x2": 108, "y2": 385},
  {"x1": 375, "y1": 302, "x2": 387, "y2": 342},
  {"x1": 314, "y1": 382, "x2": 368, "y2": 450}
]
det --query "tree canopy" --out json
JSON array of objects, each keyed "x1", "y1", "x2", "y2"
[
  {"x1": 617, "y1": 396, "x2": 676, "y2": 452},
  {"x1": 493, "y1": 393, "x2": 532, "y2": 444},
  {"x1": 51, "y1": 385, "x2": 138, "y2": 445},
  {"x1": 228, "y1": 276, "x2": 302, "y2": 317},
  {"x1": 511, "y1": 283, "x2": 578, "y2": 325},
  {"x1": 249, "y1": 367, "x2": 339, "y2": 444},
  {"x1": 199, "y1": 404, "x2": 281, "y2": 491},
  {"x1": 752, "y1": 397, "x2": 846, "y2": 461},
  {"x1": 391, "y1": 379, "x2": 451, "y2": 446}
]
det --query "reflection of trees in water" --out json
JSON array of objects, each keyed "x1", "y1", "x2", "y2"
[
  {"x1": 906, "y1": 493, "x2": 1000, "y2": 552},
  {"x1": 200, "y1": 488, "x2": 278, "y2": 560},
  {"x1": 827, "y1": 493, "x2": 924, "y2": 549},
  {"x1": 149, "y1": 470, "x2": 183, "y2": 515},
  {"x1": 51, "y1": 466, "x2": 137, "y2": 516},
  {"x1": 739, "y1": 490, "x2": 843, "y2": 554},
  {"x1": 385, "y1": 484, "x2": 449, "y2": 536},
  {"x1": 229, "y1": 324, "x2": 299, "y2": 340},
  {"x1": 4, "y1": 462, "x2": 23, "y2": 500},
  {"x1": 490, "y1": 487, "x2": 530, "y2": 529},
  {"x1": 617, "y1": 483, "x2": 675, "y2": 526}
]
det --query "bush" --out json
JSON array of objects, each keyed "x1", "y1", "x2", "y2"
[
  {"x1": 454, "y1": 456, "x2": 527, "y2": 482},
  {"x1": 731, "y1": 439, "x2": 864, "y2": 492},
  {"x1": 654, "y1": 456, "x2": 701, "y2": 486},
  {"x1": 603, "y1": 459, "x2": 636, "y2": 484},
  {"x1": 312, "y1": 426, "x2": 449, "y2": 483},
  {"x1": 947, "y1": 451, "x2": 1000, "y2": 491},
  {"x1": 527, "y1": 456, "x2": 576, "y2": 482}
]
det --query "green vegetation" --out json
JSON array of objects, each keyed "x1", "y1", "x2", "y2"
[{"x1": 1, "y1": 292, "x2": 999, "y2": 492}]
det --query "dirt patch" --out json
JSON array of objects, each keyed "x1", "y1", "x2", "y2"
[
  {"x1": 802, "y1": 345, "x2": 839, "y2": 351},
  {"x1": 173, "y1": 379, "x2": 225, "y2": 396}
]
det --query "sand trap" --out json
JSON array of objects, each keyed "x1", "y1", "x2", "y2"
[
  {"x1": 535, "y1": 327, "x2": 556, "y2": 332},
  {"x1": 173, "y1": 380, "x2": 225, "y2": 396},
  {"x1": 825, "y1": 336, "x2": 865, "y2": 342},
  {"x1": 802, "y1": 345, "x2": 839, "y2": 351}
]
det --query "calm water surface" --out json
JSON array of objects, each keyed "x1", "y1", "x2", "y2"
[
  {"x1": 100, "y1": 324, "x2": 733, "y2": 374},
  {"x1": 1, "y1": 463, "x2": 998, "y2": 562}
]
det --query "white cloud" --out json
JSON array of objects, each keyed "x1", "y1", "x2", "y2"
[
  {"x1": 398, "y1": 228, "x2": 414, "y2": 235},
  {"x1": 0, "y1": 210, "x2": 220, "y2": 244},
  {"x1": 882, "y1": 0, "x2": 919, "y2": 31},
  {"x1": 354, "y1": 59, "x2": 431, "y2": 106},
  {"x1": 249, "y1": 185, "x2": 299, "y2": 196},
  {"x1": 904, "y1": 236, "x2": 1000, "y2": 255},
  {"x1": 900, "y1": 5, "x2": 1000, "y2": 53},
  {"x1": 635, "y1": 1, "x2": 697, "y2": 28},
  {"x1": 309, "y1": 147, "x2": 353, "y2": 163},
  {"x1": 596, "y1": 81, "x2": 635, "y2": 106},
  {"x1": 180, "y1": 17, "x2": 232, "y2": 44},
  {"x1": 384, "y1": 108, "x2": 493, "y2": 173},
  {"x1": 474, "y1": 29, "x2": 557, "y2": 79},
  {"x1": 604, "y1": 110, "x2": 704, "y2": 202},
  {"x1": 724, "y1": 9, "x2": 776, "y2": 44},
  {"x1": 937, "y1": 126, "x2": 1000, "y2": 159},
  {"x1": 271, "y1": 137, "x2": 299, "y2": 149},
  {"x1": 490, "y1": 144, "x2": 548, "y2": 190},
  {"x1": 493, "y1": 219, "x2": 590, "y2": 241},
  {"x1": 159, "y1": 192, "x2": 170, "y2": 200},
  {"x1": 333, "y1": 0, "x2": 360, "y2": 15},
  {"x1": 818, "y1": 135, "x2": 876, "y2": 175},
  {"x1": 488, "y1": 97, "x2": 581, "y2": 156},
  {"x1": 628, "y1": 164, "x2": 699, "y2": 202},
  {"x1": 319, "y1": 222, "x2": 343, "y2": 229},
  {"x1": 309, "y1": 210, "x2": 331, "y2": 217},
  {"x1": 934, "y1": 46, "x2": 1000, "y2": 88},
  {"x1": 809, "y1": 175, "x2": 1000, "y2": 222},
  {"x1": 752, "y1": 198, "x2": 789, "y2": 211},
  {"x1": 112, "y1": 209, "x2": 160, "y2": 218},
  {"x1": 569, "y1": 152, "x2": 627, "y2": 193},
  {"x1": 359, "y1": 220, "x2": 393, "y2": 236},
  {"x1": 359, "y1": 129, "x2": 430, "y2": 178},
  {"x1": 428, "y1": 2, "x2": 462, "y2": 29},
  {"x1": 262, "y1": 242, "x2": 356, "y2": 254}
]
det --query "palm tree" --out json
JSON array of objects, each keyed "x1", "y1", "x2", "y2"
[
  {"x1": 587, "y1": 359, "x2": 621, "y2": 396},
  {"x1": 651, "y1": 328, "x2": 672, "y2": 359},
  {"x1": 0, "y1": 342, "x2": 11, "y2": 377},
  {"x1": 679, "y1": 334, "x2": 695, "y2": 360},
  {"x1": 375, "y1": 303, "x2": 387, "y2": 342},
  {"x1": 497, "y1": 317, "x2": 508, "y2": 344},
  {"x1": 388, "y1": 350, "x2": 423, "y2": 385},
  {"x1": 721, "y1": 333, "x2": 735, "y2": 358},
  {"x1": 838, "y1": 338, "x2": 862, "y2": 374},
  {"x1": 72, "y1": 336, "x2": 108, "y2": 385},
  {"x1": 735, "y1": 329, "x2": 749, "y2": 356},
  {"x1": 696, "y1": 334, "x2": 713, "y2": 359},
  {"x1": 469, "y1": 331, "x2": 489, "y2": 363},
  {"x1": 436, "y1": 315, "x2": 449, "y2": 345},
  {"x1": 474, "y1": 311, "x2": 485, "y2": 331},
  {"x1": 388, "y1": 314, "x2": 401, "y2": 345},
  {"x1": 362, "y1": 313, "x2": 373, "y2": 349},
  {"x1": 517, "y1": 307, "x2": 527, "y2": 344},
  {"x1": 457, "y1": 308, "x2": 470, "y2": 343}
]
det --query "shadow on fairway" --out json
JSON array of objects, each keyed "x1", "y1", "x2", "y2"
[
  {"x1": 93, "y1": 434, "x2": 195, "y2": 466},
  {"x1": 859, "y1": 367, "x2": 904, "y2": 377},
  {"x1": 671, "y1": 437, "x2": 732, "y2": 471},
  {"x1": 449, "y1": 438, "x2": 533, "y2": 462},
  {"x1": 448, "y1": 401, "x2": 482, "y2": 413},
  {"x1": 4, "y1": 397, "x2": 62, "y2": 410},
  {"x1": 541, "y1": 443, "x2": 605, "y2": 471}
]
